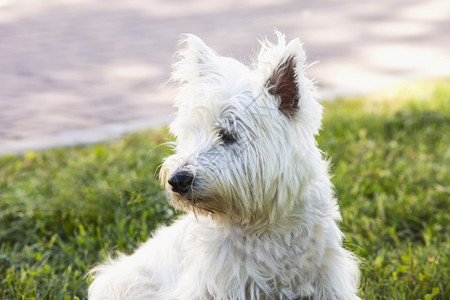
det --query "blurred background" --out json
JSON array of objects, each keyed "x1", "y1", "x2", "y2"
[{"x1": 1, "y1": 0, "x2": 449, "y2": 155}]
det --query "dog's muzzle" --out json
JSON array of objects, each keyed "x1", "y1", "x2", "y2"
[{"x1": 168, "y1": 171, "x2": 194, "y2": 195}]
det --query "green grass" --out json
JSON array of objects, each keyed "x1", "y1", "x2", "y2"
[{"x1": 1, "y1": 79, "x2": 449, "y2": 299}]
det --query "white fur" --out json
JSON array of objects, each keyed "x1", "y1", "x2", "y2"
[{"x1": 89, "y1": 31, "x2": 360, "y2": 299}]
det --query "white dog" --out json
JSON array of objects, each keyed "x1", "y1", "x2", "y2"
[{"x1": 89, "y1": 31, "x2": 360, "y2": 299}]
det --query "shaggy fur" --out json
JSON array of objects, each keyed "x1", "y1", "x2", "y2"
[{"x1": 89, "y1": 31, "x2": 360, "y2": 300}]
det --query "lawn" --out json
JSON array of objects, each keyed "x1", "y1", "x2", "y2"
[{"x1": 1, "y1": 80, "x2": 449, "y2": 299}]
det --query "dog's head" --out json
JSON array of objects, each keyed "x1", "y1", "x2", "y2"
[{"x1": 160, "y1": 31, "x2": 324, "y2": 227}]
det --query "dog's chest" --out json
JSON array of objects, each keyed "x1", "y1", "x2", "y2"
[{"x1": 202, "y1": 228, "x2": 322, "y2": 298}]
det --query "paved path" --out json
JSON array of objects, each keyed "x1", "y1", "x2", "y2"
[{"x1": 1, "y1": 0, "x2": 449, "y2": 155}]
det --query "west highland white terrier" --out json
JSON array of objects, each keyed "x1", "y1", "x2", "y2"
[{"x1": 89, "y1": 31, "x2": 360, "y2": 299}]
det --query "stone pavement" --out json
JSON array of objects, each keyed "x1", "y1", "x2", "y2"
[{"x1": 1, "y1": 0, "x2": 449, "y2": 155}]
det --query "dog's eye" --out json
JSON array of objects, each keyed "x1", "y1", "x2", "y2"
[{"x1": 218, "y1": 129, "x2": 236, "y2": 145}]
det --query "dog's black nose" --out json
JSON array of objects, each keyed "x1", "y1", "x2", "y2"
[{"x1": 168, "y1": 171, "x2": 194, "y2": 194}]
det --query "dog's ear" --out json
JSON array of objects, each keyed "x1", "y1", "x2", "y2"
[
  {"x1": 262, "y1": 33, "x2": 305, "y2": 118},
  {"x1": 172, "y1": 34, "x2": 217, "y2": 82},
  {"x1": 267, "y1": 54, "x2": 299, "y2": 118}
]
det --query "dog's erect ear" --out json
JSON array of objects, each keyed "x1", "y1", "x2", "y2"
[
  {"x1": 267, "y1": 55, "x2": 299, "y2": 118},
  {"x1": 172, "y1": 34, "x2": 217, "y2": 82},
  {"x1": 180, "y1": 34, "x2": 216, "y2": 64},
  {"x1": 262, "y1": 32, "x2": 305, "y2": 118}
]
